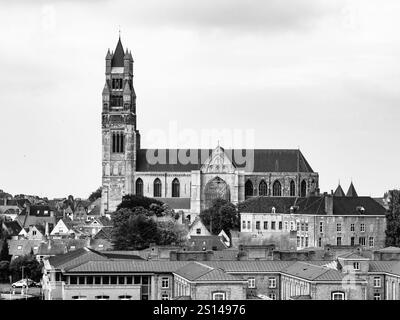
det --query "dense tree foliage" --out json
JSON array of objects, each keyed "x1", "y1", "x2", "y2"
[
  {"x1": 0, "y1": 260, "x2": 10, "y2": 282},
  {"x1": 385, "y1": 190, "x2": 400, "y2": 247},
  {"x1": 9, "y1": 254, "x2": 43, "y2": 282},
  {"x1": 200, "y1": 199, "x2": 240, "y2": 237},
  {"x1": 0, "y1": 239, "x2": 10, "y2": 262},
  {"x1": 116, "y1": 194, "x2": 164, "y2": 212},
  {"x1": 88, "y1": 187, "x2": 102, "y2": 202},
  {"x1": 111, "y1": 207, "x2": 186, "y2": 250}
]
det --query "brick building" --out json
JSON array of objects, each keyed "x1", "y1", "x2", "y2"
[{"x1": 240, "y1": 192, "x2": 386, "y2": 250}]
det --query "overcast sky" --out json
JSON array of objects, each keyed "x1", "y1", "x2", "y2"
[{"x1": 1, "y1": 0, "x2": 399, "y2": 199}]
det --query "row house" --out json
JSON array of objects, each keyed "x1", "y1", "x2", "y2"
[{"x1": 240, "y1": 194, "x2": 386, "y2": 250}]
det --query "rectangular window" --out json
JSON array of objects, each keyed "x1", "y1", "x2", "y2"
[
  {"x1": 118, "y1": 276, "x2": 125, "y2": 285},
  {"x1": 305, "y1": 237, "x2": 309, "y2": 247},
  {"x1": 110, "y1": 276, "x2": 117, "y2": 285},
  {"x1": 103, "y1": 276, "x2": 110, "y2": 285},
  {"x1": 305, "y1": 222, "x2": 309, "y2": 232},
  {"x1": 337, "y1": 237, "x2": 342, "y2": 246},
  {"x1": 248, "y1": 277, "x2": 256, "y2": 288},
  {"x1": 268, "y1": 277, "x2": 276, "y2": 288},
  {"x1": 297, "y1": 222, "x2": 300, "y2": 231},
  {"x1": 337, "y1": 223, "x2": 342, "y2": 232},
  {"x1": 86, "y1": 276, "x2": 93, "y2": 285},
  {"x1": 161, "y1": 277, "x2": 169, "y2": 288},
  {"x1": 350, "y1": 224, "x2": 355, "y2": 232},
  {"x1": 212, "y1": 292, "x2": 226, "y2": 300},
  {"x1": 297, "y1": 236, "x2": 300, "y2": 247},
  {"x1": 318, "y1": 237, "x2": 322, "y2": 247},
  {"x1": 360, "y1": 224, "x2": 365, "y2": 232},
  {"x1": 126, "y1": 276, "x2": 133, "y2": 285},
  {"x1": 331, "y1": 292, "x2": 345, "y2": 300},
  {"x1": 284, "y1": 221, "x2": 288, "y2": 231},
  {"x1": 301, "y1": 236, "x2": 304, "y2": 247},
  {"x1": 242, "y1": 221, "x2": 246, "y2": 230},
  {"x1": 269, "y1": 293, "x2": 277, "y2": 300},
  {"x1": 196, "y1": 228, "x2": 201, "y2": 235},
  {"x1": 369, "y1": 237, "x2": 374, "y2": 247},
  {"x1": 256, "y1": 221, "x2": 260, "y2": 230},
  {"x1": 359, "y1": 237, "x2": 366, "y2": 246},
  {"x1": 374, "y1": 277, "x2": 381, "y2": 288},
  {"x1": 374, "y1": 293, "x2": 381, "y2": 300},
  {"x1": 301, "y1": 223, "x2": 305, "y2": 231},
  {"x1": 264, "y1": 221, "x2": 268, "y2": 230},
  {"x1": 247, "y1": 221, "x2": 251, "y2": 229},
  {"x1": 351, "y1": 237, "x2": 355, "y2": 246},
  {"x1": 353, "y1": 262, "x2": 360, "y2": 270},
  {"x1": 95, "y1": 276, "x2": 101, "y2": 285},
  {"x1": 69, "y1": 276, "x2": 77, "y2": 285},
  {"x1": 78, "y1": 276, "x2": 85, "y2": 285},
  {"x1": 290, "y1": 221, "x2": 294, "y2": 231},
  {"x1": 271, "y1": 221, "x2": 276, "y2": 230},
  {"x1": 279, "y1": 221, "x2": 282, "y2": 230},
  {"x1": 319, "y1": 221, "x2": 323, "y2": 233}
]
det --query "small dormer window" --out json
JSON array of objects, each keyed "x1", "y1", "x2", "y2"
[
  {"x1": 356, "y1": 206, "x2": 365, "y2": 214},
  {"x1": 271, "y1": 207, "x2": 276, "y2": 214}
]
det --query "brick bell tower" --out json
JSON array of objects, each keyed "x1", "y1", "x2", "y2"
[{"x1": 100, "y1": 36, "x2": 140, "y2": 215}]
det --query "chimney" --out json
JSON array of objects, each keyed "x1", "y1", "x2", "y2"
[{"x1": 325, "y1": 194, "x2": 333, "y2": 215}]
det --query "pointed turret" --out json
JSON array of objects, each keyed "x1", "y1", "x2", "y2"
[
  {"x1": 334, "y1": 184, "x2": 345, "y2": 197},
  {"x1": 102, "y1": 81, "x2": 110, "y2": 95},
  {"x1": 346, "y1": 182, "x2": 358, "y2": 197},
  {"x1": 111, "y1": 37, "x2": 125, "y2": 67},
  {"x1": 105, "y1": 49, "x2": 112, "y2": 60},
  {"x1": 123, "y1": 81, "x2": 131, "y2": 94}
]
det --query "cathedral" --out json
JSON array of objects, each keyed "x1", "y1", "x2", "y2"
[{"x1": 100, "y1": 38, "x2": 320, "y2": 218}]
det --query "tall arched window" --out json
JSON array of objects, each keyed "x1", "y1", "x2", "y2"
[
  {"x1": 154, "y1": 178, "x2": 162, "y2": 197},
  {"x1": 245, "y1": 180, "x2": 253, "y2": 199},
  {"x1": 112, "y1": 132, "x2": 124, "y2": 153},
  {"x1": 259, "y1": 180, "x2": 268, "y2": 196},
  {"x1": 136, "y1": 178, "x2": 143, "y2": 196},
  {"x1": 290, "y1": 180, "x2": 296, "y2": 197},
  {"x1": 272, "y1": 180, "x2": 282, "y2": 196},
  {"x1": 172, "y1": 178, "x2": 180, "y2": 198},
  {"x1": 301, "y1": 180, "x2": 307, "y2": 197}
]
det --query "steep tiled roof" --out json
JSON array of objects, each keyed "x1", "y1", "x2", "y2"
[
  {"x1": 65, "y1": 260, "x2": 187, "y2": 273},
  {"x1": 281, "y1": 261, "x2": 346, "y2": 282},
  {"x1": 8, "y1": 239, "x2": 44, "y2": 256},
  {"x1": 49, "y1": 247, "x2": 107, "y2": 270},
  {"x1": 205, "y1": 261, "x2": 293, "y2": 273},
  {"x1": 3, "y1": 220, "x2": 22, "y2": 236},
  {"x1": 337, "y1": 252, "x2": 368, "y2": 260},
  {"x1": 346, "y1": 182, "x2": 358, "y2": 197},
  {"x1": 37, "y1": 242, "x2": 66, "y2": 256},
  {"x1": 174, "y1": 262, "x2": 243, "y2": 282},
  {"x1": 136, "y1": 149, "x2": 314, "y2": 173},
  {"x1": 238, "y1": 197, "x2": 295, "y2": 213},
  {"x1": 332, "y1": 197, "x2": 386, "y2": 215},
  {"x1": 368, "y1": 261, "x2": 398, "y2": 273},
  {"x1": 334, "y1": 185, "x2": 345, "y2": 197}
]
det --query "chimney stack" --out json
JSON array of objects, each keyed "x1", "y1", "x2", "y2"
[{"x1": 325, "y1": 194, "x2": 334, "y2": 215}]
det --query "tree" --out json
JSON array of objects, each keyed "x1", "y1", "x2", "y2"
[
  {"x1": 0, "y1": 260, "x2": 10, "y2": 282},
  {"x1": 0, "y1": 239, "x2": 10, "y2": 262},
  {"x1": 200, "y1": 199, "x2": 240, "y2": 237},
  {"x1": 116, "y1": 194, "x2": 164, "y2": 212},
  {"x1": 157, "y1": 221, "x2": 187, "y2": 246},
  {"x1": 9, "y1": 255, "x2": 43, "y2": 282},
  {"x1": 88, "y1": 187, "x2": 102, "y2": 202},
  {"x1": 111, "y1": 208, "x2": 160, "y2": 250},
  {"x1": 385, "y1": 190, "x2": 400, "y2": 247}
]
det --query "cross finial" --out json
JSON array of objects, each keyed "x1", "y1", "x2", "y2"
[{"x1": 118, "y1": 25, "x2": 121, "y2": 39}]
